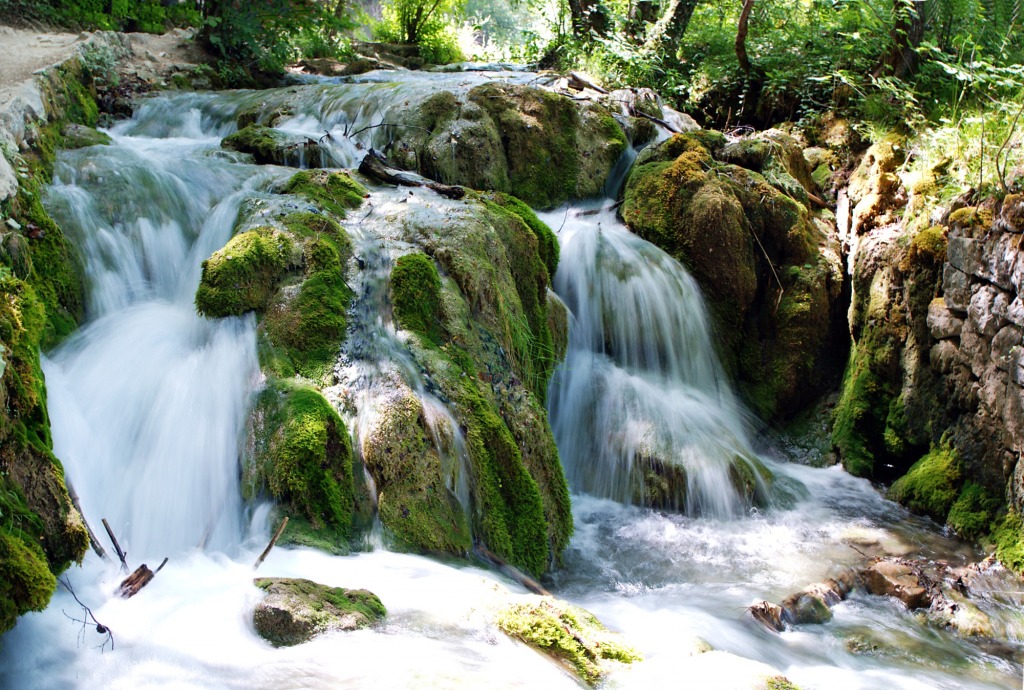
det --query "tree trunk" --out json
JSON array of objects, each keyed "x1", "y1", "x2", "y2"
[
  {"x1": 625, "y1": 0, "x2": 660, "y2": 40},
  {"x1": 873, "y1": 0, "x2": 928, "y2": 79},
  {"x1": 735, "y1": 0, "x2": 755, "y2": 72},
  {"x1": 568, "y1": 0, "x2": 610, "y2": 38},
  {"x1": 645, "y1": 0, "x2": 699, "y2": 58}
]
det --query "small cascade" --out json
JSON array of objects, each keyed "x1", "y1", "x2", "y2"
[
  {"x1": 545, "y1": 202, "x2": 767, "y2": 517},
  {"x1": 39, "y1": 107, "x2": 263, "y2": 559}
]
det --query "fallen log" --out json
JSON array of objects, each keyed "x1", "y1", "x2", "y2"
[
  {"x1": 358, "y1": 150, "x2": 466, "y2": 199},
  {"x1": 116, "y1": 557, "x2": 167, "y2": 599},
  {"x1": 631, "y1": 109, "x2": 680, "y2": 134},
  {"x1": 568, "y1": 71, "x2": 609, "y2": 94},
  {"x1": 254, "y1": 516, "x2": 289, "y2": 570}
]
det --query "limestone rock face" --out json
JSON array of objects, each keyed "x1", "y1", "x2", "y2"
[{"x1": 252, "y1": 577, "x2": 385, "y2": 647}]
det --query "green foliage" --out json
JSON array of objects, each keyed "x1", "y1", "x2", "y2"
[
  {"x1": 0, "y1": 530, "x2": 57, "y2": 635},
  {"x1": 0, "y1": 0, "x2": 200, "y2": 32},
  {"x1": 375, "y1": 0, "x2": 465, "y2": 63},
  {"x1": 947, "y1": 483, "x2": 1001, "y2": 540},
  {"x1": 887, "y1": 443, "x2": 962, "y2": 521}
]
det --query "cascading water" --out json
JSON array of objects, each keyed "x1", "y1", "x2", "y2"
[
  {"x1": 1, "y1": 72, "x2": 1022, "y2": 690},
  {"x1": 545, "y1": 201, "x2": 766, "y2": 516}
]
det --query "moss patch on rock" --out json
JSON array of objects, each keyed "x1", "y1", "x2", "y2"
[
  {"x1": 495, "y1": 597, "x2": 640, "y2": 686},
  {"x1": 195, "y1": 227, "x2": 292, "y2": 318},
  {"x1": 252, "y1": 577, "x2": 384, "y2": 647},
  {"x1": 991, "y1": 513, "x2": 1024, "y2": 575},
  {"x1": 279, "y1": 170, "x2": 366, "y2": 218},
  {"x1": 888, "y1": 443, "x2": 962, "y2": 521},
  {"x1": 0, "y1": 529, "x2": 57, "y2": 635},
  {"x1": 245, "y1": 382, "x2": 357, "y2": 548},
  {"x1": 391, "y1": 253, "x2": 444, "y2": 344}
]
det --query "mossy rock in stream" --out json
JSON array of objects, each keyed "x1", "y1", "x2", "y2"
[
  {"x1": 357, "y1": 194, "x2": 572, "y2": 576},
  {"x1": 495, "y1": 597, "x2": 641, "y2": 686},
  {"x1": 621, "y1": 133, "x2": 843, "y2": 421},
  {"x1": 388, "y1": 84, "x2": 626, "y2": 209},
  {"x1": 252, "y1": 577, "x2": 385, "y2": 647},
  {"x1": 222, "y1": 125, "x2": 328, "y2": 168},
  {"x1": 244, "y1": 381, "x2": 360, "y2": 549},
  {"x1": 60, "y1": 123, "x2": 111, "y2": 149},
  {"x1": 278, "y1": 170, "x2": 367, "y2": 218},
  {"x1": 195, "y1": 227, "x2": 293, "y2": 318},
  {"x1": 887, "y1": 442, "x2": 962, "y2": 521}
]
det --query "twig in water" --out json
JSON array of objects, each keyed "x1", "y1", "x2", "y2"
[
  {"x1": 59, "y1": 576, "x2": 114, "y2": 651},
  {"x1": 101, "y1": 518, "x2": 128, "y2": 572},
  {"x1": 254, "y1": 516, "x2": 289, "y2": 570}
]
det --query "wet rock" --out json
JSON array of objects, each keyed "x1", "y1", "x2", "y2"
[
  {"x1": 863, "y1": 559, "x2": 932, "y2": 609},
  {"x1": 221, "y1": 124, "x2": 328, "y2": 168},
  {"x1": 252, "y1": 577, "x2": 385, "y2": 647},
  {"x1": 61, "y1": 122, "x2": 111, "y2": 148}
]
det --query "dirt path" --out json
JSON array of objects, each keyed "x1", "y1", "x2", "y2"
[{"x1": 0, "y1": 26, "x2": 84, "y2": 92}]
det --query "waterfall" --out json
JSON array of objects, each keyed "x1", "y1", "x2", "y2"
[
  {"x1": 40, "y1": 107, "x2": 263, "y2": 558},
  {"x1": 545, "y1": 202, "x2": 767, "y2": 517}
]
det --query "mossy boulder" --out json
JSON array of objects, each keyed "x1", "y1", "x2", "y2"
[
  {"x1": 221, "y1": 125, "x2": 325, "y2": 168},
  {"x1": 622, "y1": 133, "x2": 843, "y2": 421},
  {"x1": 252, "y1": 577, "x2": 385, "y2": 647},
  {"x1": 389, "y1": 84, "x2": 627, "y2": 209},
  {"x1": 195, "y1": 227, "x2": 293, "y2": 318},
  {"x1": 278, "y1": 170, "x2": 367, "y2": 218},
  {"x1": 495, "y1": 597, "x2": 640, "y2": 686},
  {"x1": 888, "y1": 443, "x2": 962, "y2": 520},
  {"x1": 354, "y1": 193, "x2": 572, "y2": 576},
  {"x1": 0, "y1": 530, "x2": 57, "y2": 635},
  {"x1": 244, "y1": 382, "x2": 359, "y2": 550},
  {"x1": 60, "y1": 123, "x2": 111, "y2": 149},
  {"x1": 361, "y1": 384, "x2": 472, "y2": 554}
]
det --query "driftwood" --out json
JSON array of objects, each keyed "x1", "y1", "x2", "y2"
[
  {"x1": 67, "y1": 482, "x2": 108, "y2": 562},
  {"x1": 101, "y1": 518, "x2": 128, "y2": 572},
  {"x1": 631, "y1": 109, "x2": 680, "y2": 134},
  {"x1": 116, "y1": 557, "x2": 167, "y2": 599},
  {"x1": 475, "y1": 545, "x2": 552, "y2": 597},
  {"x1": 358, "y1": 150, "x2": 466, "y2": 199},
  {"x1": 253, "y1": 516, "x2": 289, "y2": 570},
  {"x1": 568, "y1": 71, "x2": 609, "y2": 94}
]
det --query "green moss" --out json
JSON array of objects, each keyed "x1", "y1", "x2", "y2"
[
  {"x1": 947, "y1": 206, "x2": 993, "y2": 229},
  {"x1": 281, "y1": 212, "x2": 352, "y2": 266},
  {"x1": 887, "y1": 443, "x2": 962, "y2": 520},
  {"x1": 991, "y1": 512, "x2": 1024, "y2": 575},
  {"x1": 263, "y1": 238, "x2": 352, "y2": 382},
  {"x1": 195, "y1": 228, "x2": 292, "y2": 318},
  {"x1": 947, "y1": 483, "x2": 1001, "y2": 540},
  {"x1": 483, "y1": 192, "x2": 560, "y2": 280},
  {"x1": 765, "y1": 677, "x2": 801, "y2": 690},
  {"x1": 237, "y1": 103, "x2": 294, "y2": 129},
  {"x1": 391, "y1": 253, "x2": 444, "y2": 343},
  {"x1": 899, "y1": 225, "x2": 947, "y2": 272},
  {"x1": 246, "y1": 382, "x2": 356, "y2": 546},
  {"x1": 252, "y1": 577, "x2": 385, "y2": 646},
  {"x1": 61, "y1": 123, "x2": 112, "y2": 149},
  {"x1": 468, "y1": 83, "x2": 580, "y2": 210},
  {"x1": 279, "y1": 170, "x2": 366, "y2": 218},
  {"x1": 222, "y1": 125, "x2": 294, "y2": 165},
  {"x1": 0, "y1": 530, "x2": 57, "y2": 635},
  {"x1": 495, "y1": 598, "x2": 640, "y2": 686}
]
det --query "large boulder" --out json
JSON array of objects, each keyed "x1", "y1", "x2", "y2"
[
  {"x1": 252, "y1": 577, "x2": 385, "y2": 647},
  {"x1": 388, "y1": 83, "x2": 627, "y2": 209},
  {"x1": 621, "y1": 132, "x2": 844, "y2": 421}
]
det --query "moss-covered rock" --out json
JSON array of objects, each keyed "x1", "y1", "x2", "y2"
[
  {"x1": 947, "y1": 483, "x2": 1001, "y2": 540},
  {"x1": 361, "y1": 385, "x2": 472, "y2": 555},
  {"x1": 391, "y1": 253, "x2": 445, "y2": 343},
  {"x1": 195, "y1": 227, "x2": 293, "y2": 318},
  {"x1": 279, "y1": 170, "x2": 367, "y2": 218},
  {"x1": 244, "y1": 382, "x2": 358, "y2": 548},
  {"x1": 495, "y1": 597, "x2": 640, "y2": 686},
  {"x1": 389, "y1": 84, "x2": 626, "y2": 209},
  {"x1": 221, "y1": 125, "x2": 324, "y2": 167},
  {"x1": 621, "y1": 133, "x2": 843, "y2": 420},
  {"x1": 888, "y1": 443, "x2": 962, "y2": 521},
  {"x1": 252, "y1": 577, "x2": 385, "y2": 647},
  {"x1": 992, "y1": 512, "x2": 1024, "y2": 575},
  {"x1": 0, "y1": 530, "x2": 57, "y2": 635},
  {"x1": 60, "y1": 123, "x2": 111, "y2": 149}
]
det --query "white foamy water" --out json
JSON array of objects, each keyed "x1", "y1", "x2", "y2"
[{"x1": 1, "y1": 79, "x2": 1021, "y2": 690}]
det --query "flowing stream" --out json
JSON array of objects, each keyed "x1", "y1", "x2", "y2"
[{"x1": 1, "y1": 72, "x2": 1023, "y2": 689}]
